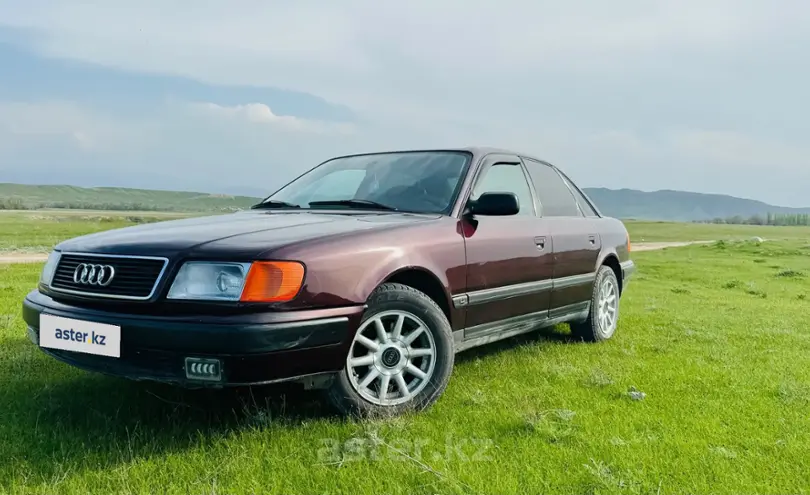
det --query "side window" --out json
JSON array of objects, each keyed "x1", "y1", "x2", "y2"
[
  {"x1": 560, "y1": 174, "x2": 598, "y2": 217},
  {"x1": 471, "y1": 162, "x2": 534, "y2": 216},
  {"x1": 522, "y1": 159, "x2": 581, "y2": 217}
]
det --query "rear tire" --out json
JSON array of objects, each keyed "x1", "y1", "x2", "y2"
[
  {"x1": 571, "y1": 265, "x2": 620, "y2": 342},
  {"x1": 325, "y1": 283, "x2": 455, "y2": 417}
]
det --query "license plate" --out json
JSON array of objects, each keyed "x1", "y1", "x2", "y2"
[{"x1": 39, "y1": 314, "x2": 121, "y2": 358}]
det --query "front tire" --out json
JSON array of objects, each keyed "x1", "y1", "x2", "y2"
[
  {"x1": 571, "y1": 265, "x2": 621, "y2": 342},
  {"x1": 326, "y1": 283, "x2": 455, "y2": 417}
]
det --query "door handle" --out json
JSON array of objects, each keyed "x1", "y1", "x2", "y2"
[
  {"x1": 534, "y1": 236, "x2": 546, "y2": 250},
  {"x1": 588, "y1": 234, "x2": 597, "y2": 245}
]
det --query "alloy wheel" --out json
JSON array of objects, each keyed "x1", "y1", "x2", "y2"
[
  {"x1": 596, "y1": 276, "x2": 618, "y2": 337},
  {"x1": 346, "y1": 310, "x2": 437, "y2": 406}
]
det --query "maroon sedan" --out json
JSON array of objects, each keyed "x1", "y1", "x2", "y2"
[{"x1": 23, "y1": 147, "x2": 635, "y2": 416}]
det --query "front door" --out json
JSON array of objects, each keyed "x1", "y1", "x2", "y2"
[{"x1": 459, "y1": 154, "x2": 554, "y2": 338}]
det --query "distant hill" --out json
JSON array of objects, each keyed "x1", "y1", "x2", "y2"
[
  {"x1": 1, "y1": 183, "x2": 808, "y2": 221},
  {"x1": 583, "y1": 188, "x2": 810, "y2": 221},
  {"x1": 0, "y1": 183, "x2": 258, "y2": 212}
]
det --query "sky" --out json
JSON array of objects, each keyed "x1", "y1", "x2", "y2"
[{"x1": 0, "y1": 1, "x2": 808, "y2": 206}]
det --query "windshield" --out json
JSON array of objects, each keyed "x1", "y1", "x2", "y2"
[{"x1": 262, "y1": 151, "x2": 472, "y2": 214}]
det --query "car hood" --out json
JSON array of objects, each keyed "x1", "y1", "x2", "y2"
[{"x1": 56, "y1": 210, "x2": 439, "y2": 258}]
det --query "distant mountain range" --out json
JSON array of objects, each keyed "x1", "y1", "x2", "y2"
[
  {"x1": 583, "y1": 188, "x2": 810, "y2": 221},
  {"x1": 1, "y1": 183, "x2": 808, "y2": 221}
]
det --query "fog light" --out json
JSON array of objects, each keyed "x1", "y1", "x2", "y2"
[{"x1": 184, "y1": 357, "x2": 222, "y2": 381}]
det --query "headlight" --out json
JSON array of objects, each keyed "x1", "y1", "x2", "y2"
[
  {"x1": 39, "y1": 251, "x2": 62, "y2": 288},
  {"x1": 167, "y1": 262, "x2": 252, "y2": 301},
  {"x1": 167, "y1": 261, "x2": 305, "y2": 302}
]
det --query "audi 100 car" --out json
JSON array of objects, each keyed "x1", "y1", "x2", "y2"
[{"x1": 23, "y1": 147, "x2": 635, "y2": 416}]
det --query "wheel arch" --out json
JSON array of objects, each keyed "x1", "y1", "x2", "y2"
[
  {"x1": 598, "y1": 252, "x2": 623, "y2": 294},
  {"x1": 380, "y1": 267, "x2": 453, "y2": 326}
]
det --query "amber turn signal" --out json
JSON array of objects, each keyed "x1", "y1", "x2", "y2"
[
  {"x1": 240, "y1": 261, "x2": 305, "y2": 303},
  {"x1": 626, "y1": 232, "x2": 632, "y2": 252}
]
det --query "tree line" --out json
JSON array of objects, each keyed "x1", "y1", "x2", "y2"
[
  {"x1": 697, "y1": 212, "x2": 810, "y2": 226},
  {"x1": 0, "y1": 199, "x2": 168, "y2": 211}
]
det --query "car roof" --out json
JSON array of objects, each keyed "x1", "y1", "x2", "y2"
[
  {"x1": 458, "y1": 146, "x2": 547, "y2": 163},
  {"x1": 329, "y1": 147, "x2": 548, "y2": 164}
]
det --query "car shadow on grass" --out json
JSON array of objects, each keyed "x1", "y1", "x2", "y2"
[
  {"x1": 1, "y1": 324, "x2": 585, "y2": 483},
  {"x1": 454, "y1": 323, "x2": 583, "y2": 364},
  {"x1": 0, "y1": 338, "x2": 339, "y2": 484}
]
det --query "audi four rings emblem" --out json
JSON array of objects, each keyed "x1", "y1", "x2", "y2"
[{"x1": 73, "y1": 263, "x2": 116, "y2": 286}]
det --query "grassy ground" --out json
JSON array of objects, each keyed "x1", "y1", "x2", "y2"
[
  {"x1": 625, "y1": 220, "x2": 810, "y2": 242},
  {"x1": 0, "y1": 183, "x2": 258, "y2": 211},
  {"x1": 0, "y1": 211, "x2": 193, "y2": 253},
  {"x1": 2, "y1": 234, "x2": 810, "y2": 493}
]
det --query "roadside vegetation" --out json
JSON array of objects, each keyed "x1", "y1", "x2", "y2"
[
  {"x1": 699, "y1": 212, "x2": 810, "y2": 226},
  {"x1": 1, "y1": 224, "x2": 809, "y2": 492}
]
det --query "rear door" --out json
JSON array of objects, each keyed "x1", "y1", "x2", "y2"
[
  {"x1": 521, "y1": 158, "x2": 601, "y2": 315},
  {"x1": 460, "y1": 154, "x2": 554, "y2": 335}
]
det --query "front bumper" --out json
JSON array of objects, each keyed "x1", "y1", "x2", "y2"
[{"x1": 23, "y1": 290, "x2": 364, "y2": 387}]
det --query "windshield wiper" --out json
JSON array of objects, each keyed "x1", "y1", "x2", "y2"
[
  {"x1": 250, "y1": 200, "x2": 301, "y2": 210},
  {"x1": 308, "y1": 199, "x2": 399, "y2": 211}
]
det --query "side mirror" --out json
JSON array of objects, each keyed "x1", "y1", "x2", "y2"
[{"x1": 467, "y1": 192, "x2": 520, "y2": 216}]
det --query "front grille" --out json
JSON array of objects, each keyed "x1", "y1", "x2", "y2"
[{"x1": 50, "y1": 253, "x2": 168, "y2": 300}]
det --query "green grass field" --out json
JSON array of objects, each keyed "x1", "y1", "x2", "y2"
[
  {"x1": 1, "y1": 216, "x2": 810, "y2": 493},
  {"x1": 0, "y1": 183, "x2": 258, "y2": 212},
  {"x1": 0, "y1": 211, "x2": 194, "y2": 253},
  {"x1": 625, "y1": 220, "x2": 810, "y2": 242}
]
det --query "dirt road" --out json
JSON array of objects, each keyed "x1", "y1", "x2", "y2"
[
  {"x1": 631, "y1": 240, "x2": 714, "y2": 252},
  {"x1": 0, "y1": 253, "x2": 50, "y2": 264},
  {"x1": 0, "y1": 241, "x2": 712, "y2": 265}
]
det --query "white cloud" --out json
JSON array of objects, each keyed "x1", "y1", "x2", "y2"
[
  {"x1": 1, "y1": 97, "x2": 808, "y2": 207},
  {"x1": 0, "y1": 101, "x2": 143, "y2": 152},
  {"x1": 0, "y1": 100, "x2": 354, "y2": 157},
  {"x1": 0, "y1": 1, "x2": 809, "y2": 205},
  {"x1": 188, "y1": 102, "x2": 355, "y2": 135},
  {"x1": 6, "y1": 0, "x2": 808, "y2": 119}
]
